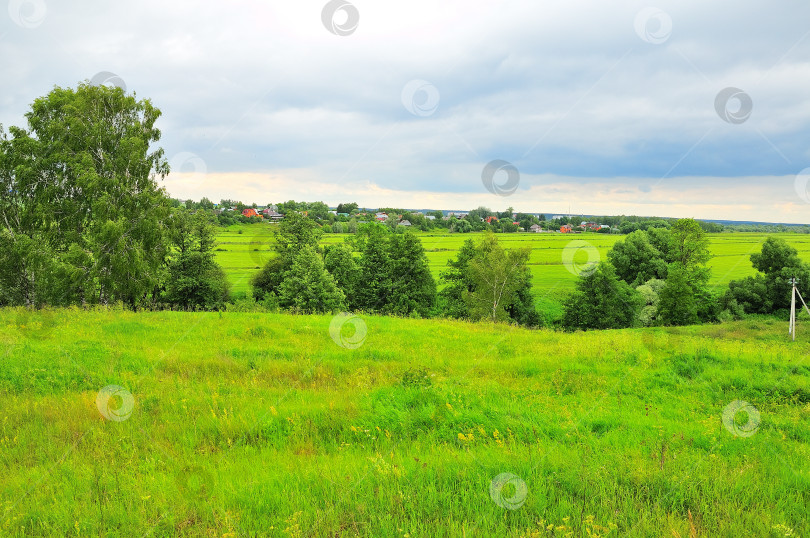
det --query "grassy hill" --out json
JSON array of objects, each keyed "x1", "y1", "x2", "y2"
[
  {"x1": 214, "y1": 226, "x2": 810, "y2": 312},
  {"x1": 1, "y1": 308, "x2": 808, "y2": 536}
]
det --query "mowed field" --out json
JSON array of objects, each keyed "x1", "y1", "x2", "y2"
[
  {"x1": 1, "y1": 308, "x2": 809, "y2": 536},
  {"x1": 214, "y1": 224, "x2": 810, "y2": 302}
]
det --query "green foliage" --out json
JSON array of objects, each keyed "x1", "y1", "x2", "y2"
[
  {"x1": 323, "y1": 243, "x2": 360, "y2": 308},
  {"x1": 605, "y1": 219, "x2": 713, "y2": 325},
  {"x1": 450, "y1": 218, "x2": 472, "y2": 233},
  {"x1": 657, "y1": 263, "x2": 699, "y2": 326},
  {"x1": 251, "y1": 211, "x2": 322, "y2": 300},
  {"x1": 440, "y1": 234, "x2": 538, "y2": 325},
  {"x1": 164, "y1": 210, "x2": 230, "y2": 310},
  {"x1": 273, "y1": 211, "x2": 322, "y2": 259},
  {"x1": 276, "y1": 245, "x2": 345, "y2": 314},
  {"x1": 387, "y1": 232, "x2": 437, "y2": 317},
  {"x1": 354, "y1": 225, "x2": 393, "y2": 312},
  {"x1": 607, "y1": 230, "x2": 668, "y2": 285},
  {"x1": 250, "y1": 256, "x2": 285, "y2": 300},
  {"x1": 670, "y1": 218, "x2": 711, "y2": 280},
  {"x1": 562, "y1": 262, "x2": 642, "y2": 330},
  {"x1": 336, "y1": 202, "x2": 359, "y2": 214},
  {"x1": 438, "y1": 238, "x2": 477, "y2": 319},
  {"x1": 636, "y1": 278, "x2": 664, "y2": 327},
  {"x1": 464, "y1": 234, "x2": 531, "y2": 322},
  {"x1": 723, "y1": 237, "x2": 810, "y2": 315},
  {"x1": 0, "y1": 82, "x2": 172, "y2": 308}
]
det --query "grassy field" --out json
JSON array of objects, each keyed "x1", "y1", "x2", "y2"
[
  {"x1": 214, "y1": 224, "x2": 810, "y2": 304},
  {"x1": 1, "y1": 308, "x2": 808, "y2": 536}
]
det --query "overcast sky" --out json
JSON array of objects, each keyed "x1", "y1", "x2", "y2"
[{"x1": 2, "y1": 1, "x2": 810, "y2": 222}]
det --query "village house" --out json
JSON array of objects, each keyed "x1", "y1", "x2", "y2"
[{"x1": 262, "y1": 208, "x2": 285, "y2": 221}]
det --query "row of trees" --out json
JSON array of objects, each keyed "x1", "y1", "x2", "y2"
[
  {"x1": 250, "y1": 213, "x2": 437, "y2": 316},
  {"x1": 561, "y1": 219, "x2": 810, "y2": 330},
  {"x1": 246, "y1": 213, "x2": 542, "y2": 325}
]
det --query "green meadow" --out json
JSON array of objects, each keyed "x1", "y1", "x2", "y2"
[
  {"x1": 1, "y1": 308, "x2": 808, "y2": 536},
  {"x1": 214, "y1": 224, "x2": 810, "y2": 306}
]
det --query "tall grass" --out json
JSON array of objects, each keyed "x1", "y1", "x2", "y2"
[{"x1": 0, "y1": 308, "x2": 808, "y2": 536}]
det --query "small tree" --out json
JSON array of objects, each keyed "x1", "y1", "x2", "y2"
[
  {"x1": 354, "y1": 226, "x2": 393, "y2": 312},
  {"x1": 440, "y1": 235, "x2": 537, "y2": 325},
  {"x1": 251, "y1": 211, "x2": 321, "y2": 299},
  {"x1": 463, "y1": 234, "x2": 531, "y2": 322},
  {"x1": 387, "y1": 232, "x2": 437, "y2": 317},
  {"x1": 439, "y1": 238, "x2": 477, "y2": 319},
  {"x1": 636, "y1": 278, "x2": 665, "y2": 326},
  {"x1": 164, "y1": 210, "x2": 230, "y2": 310},
  {"x1": 276, "y1": 245, "x2": 345, "y2": 313},
  {"x1": 723, "y1": 237, "x2": 810, "y2": 315},
  {"x1": 324, "y1": 243, "x2": 360, "y2": 308},
  {"x1": 607, "y1": 230, "x2": 668, "y2": 285},
  {"x1": 562, "y1": 262, "x2": 642, "y2": 330},
  {"x1": 657, "y1": 262, "x2": 698, "y2": 326}
]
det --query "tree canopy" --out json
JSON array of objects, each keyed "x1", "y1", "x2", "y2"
[{"x1": 0, "y1": 82, "x2": 172, "y2": 308}]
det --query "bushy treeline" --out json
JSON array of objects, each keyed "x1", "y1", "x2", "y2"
[
  {"x1": 247, "y1": 213, "x2": 541, "y2": 325},
  {"x1": 562, "y1": 219, "x2": 714, "y2": 330},
  {"x1": 561, "y1": 219, "x2": 810, "y2": 331},
  {"x1": 0, "y1": 83, "x2": 229, "y2": 311}
]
